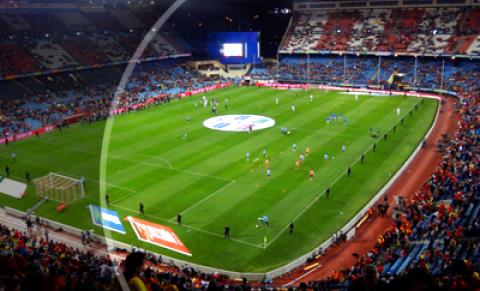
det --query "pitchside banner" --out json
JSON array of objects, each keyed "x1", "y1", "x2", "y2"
[
  {"x1": 89, "y1": 205, "x2": 126, "y2": 234},
  {"x1": 127, "y1": 216, "x2": 192, "y2": 256}
]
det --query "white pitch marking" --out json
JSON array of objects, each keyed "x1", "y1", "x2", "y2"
[{"x1": 169, "y1": 180, "x2": 236, "y2": 220}]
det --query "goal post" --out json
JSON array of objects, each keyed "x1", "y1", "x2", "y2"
[{"x1": 33, "y1": 173, "x2": 85, "y2": 204}]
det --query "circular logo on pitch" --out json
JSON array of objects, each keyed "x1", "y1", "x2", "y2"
[{"x1": 203, "y1": 115, "x2": 275, "y2": 132}]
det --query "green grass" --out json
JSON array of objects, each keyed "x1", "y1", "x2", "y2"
[{"x1": 0, "y1": 87, "x2": 438, "y2": 272}]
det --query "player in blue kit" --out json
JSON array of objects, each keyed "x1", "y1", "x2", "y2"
[{"x1": 258, "y1": 215, "x2": 270, "y2": 226}]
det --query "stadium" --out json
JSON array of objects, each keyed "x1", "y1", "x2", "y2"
[{"x1": 0, "y1": 0, "x2": 478, "y2": 289}]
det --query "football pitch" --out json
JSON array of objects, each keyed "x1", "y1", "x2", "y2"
[{"x1": 0, "y1": 86, "x2": 438, "y2": 272}]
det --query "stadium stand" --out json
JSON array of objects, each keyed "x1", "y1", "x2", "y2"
[
  {"x1": 0, "y1": 9, "x2": 189, "y2": 78},
  {"x1": 0, "y1": 44, "x2": 42, "y2": 76},
  {"x1": 248, "y1": 55, "x2": 479, "y2": 93},
  {"x1": 0, "y1": 1, "x2": 479, "y2": 290},
  {"x1": 280, "y1": 8, "x2": 480, "y2": 56}
]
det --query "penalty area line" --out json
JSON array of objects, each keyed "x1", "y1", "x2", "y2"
[{"x1": 169, "y1": 180, "x2": 236, "y2": 221}]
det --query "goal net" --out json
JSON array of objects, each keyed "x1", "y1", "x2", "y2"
[{"x1": 33, "y1": 173, "x2": 85, "y2": 204}]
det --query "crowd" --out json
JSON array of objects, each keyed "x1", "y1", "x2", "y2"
[
  {"x1": 248, "y1": 55, "x2": 480, "y2": 92},
  {"x1": 0, "y1": 10, "x2": 189, "y2": 77},
  {"x1": 0, "y1": 222, "x2": 115, "y2": 290},
  {"x1": 0, "y1": 220, "x2": 252, "y2": 291},
  {"x1": 280, "y1": 7, "x2": 480, "y2": 56}
]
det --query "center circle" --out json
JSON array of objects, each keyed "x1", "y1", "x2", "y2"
[{"x1": 203, "y1": 115, "x2": 276, "y2": 132}]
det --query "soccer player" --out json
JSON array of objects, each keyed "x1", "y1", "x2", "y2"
[
  {"x1": 309, "y1": 169, "x2": 315, "y2": 180},
  {"x1": 324, "y1": 153, "x2": 329, "y2": 161},
  {"x1": 266, "y1": 168, "x2": 271, "y2": 178},
  {"x1": 342, "y1": 144, "x2": 347, "y2": 152},
  {"x1": 183, "y1": 132, "x2": 188, "y2": 141},
  {"x1": 224, "y1": 98, "x2": 229, "y2": 109},
  {"x1": 139, "y1": 202, "x2": 145, "y2": 215},
  {"x1": 310, "y1": 94, "x2": 314, "y2": 102},
  {"x1": 326, "y1": 188, "x2": 330, "y2": 199},
  {"x1": 224, "y1": 226, "x2": 230, "y2": 239},
  {"x1": 25, "y1": 172, "x2": 30, "y2": 182},
  {"x1": 262, "y1": 148, "x2": 267, "y2": 158},
  {"x1": 248, "y1": 125, "x2": 253, "y2": 134},
  {"x1": 258, "y1": 215, "x2": 270, "y2": 226},
  {"x1": 292, "y1": 143, "x2": 297, "y2": 151},
  {"x1": 299, "y1": 154, "x2": 305, "y2": 162},
  {"x1": 396, "y1": 107, "x2": 401, "y2": 116},
  {"x1": 275, "y1": 97, "x2": 279, "y2": 105},
  {"x1": 348, "y1": 166, "x2": 352, "y2": 177},
  {"x1": 5, "y1": 166, "x2": 10, "y2": 176},
  {"x1": 265, "y1": 159, "x2": 270, "y2": 169},
  {"x1": 177, "y1": 213, "x2": 182, "y2": 224},
  {"x1": 343, "y1": 116, "x2": 348, "y2": 125},
  {"x1": 306, "y1": 147, "x2": 311, "y2": 156},
  {"x1": 295, "y1": 160, "x2": 301, "y2": 169},
  {"x1": 289, "y1": 222, "x2": 294, "y2": 234},
  {"x1": 291, "y1": 105, "x2": 295, "y2": 112},
  {"x1": 11, "y1": 152, "x2": 16, "y2": 162},
  {"x1": 105, "y1": 194, "x2": 110, "y2": 206},
  {"x1": 355, "y1": 94, "x2": 359, "y2": 101},
  {"x1": 246, "y1": 152, "x2": 250, "y2": 162}
]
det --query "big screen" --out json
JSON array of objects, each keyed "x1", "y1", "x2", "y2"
[{"x1": 208, "y1": 32, "x2": 261, "y2": 64}]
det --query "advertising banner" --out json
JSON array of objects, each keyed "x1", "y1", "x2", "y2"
[
  {"x1": 89, "y1": 205, "x2": 126, "y2": 234},
  {"x1": 127, "y1": 216, "x2": 191, "y2": 256},
  {"x1": 0, "y1": 125, "x2": 55, "y2": 145}
]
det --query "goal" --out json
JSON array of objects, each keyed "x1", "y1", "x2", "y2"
[{"x1": 33, "y1": 173, "x2": 85, "y2": 204}]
